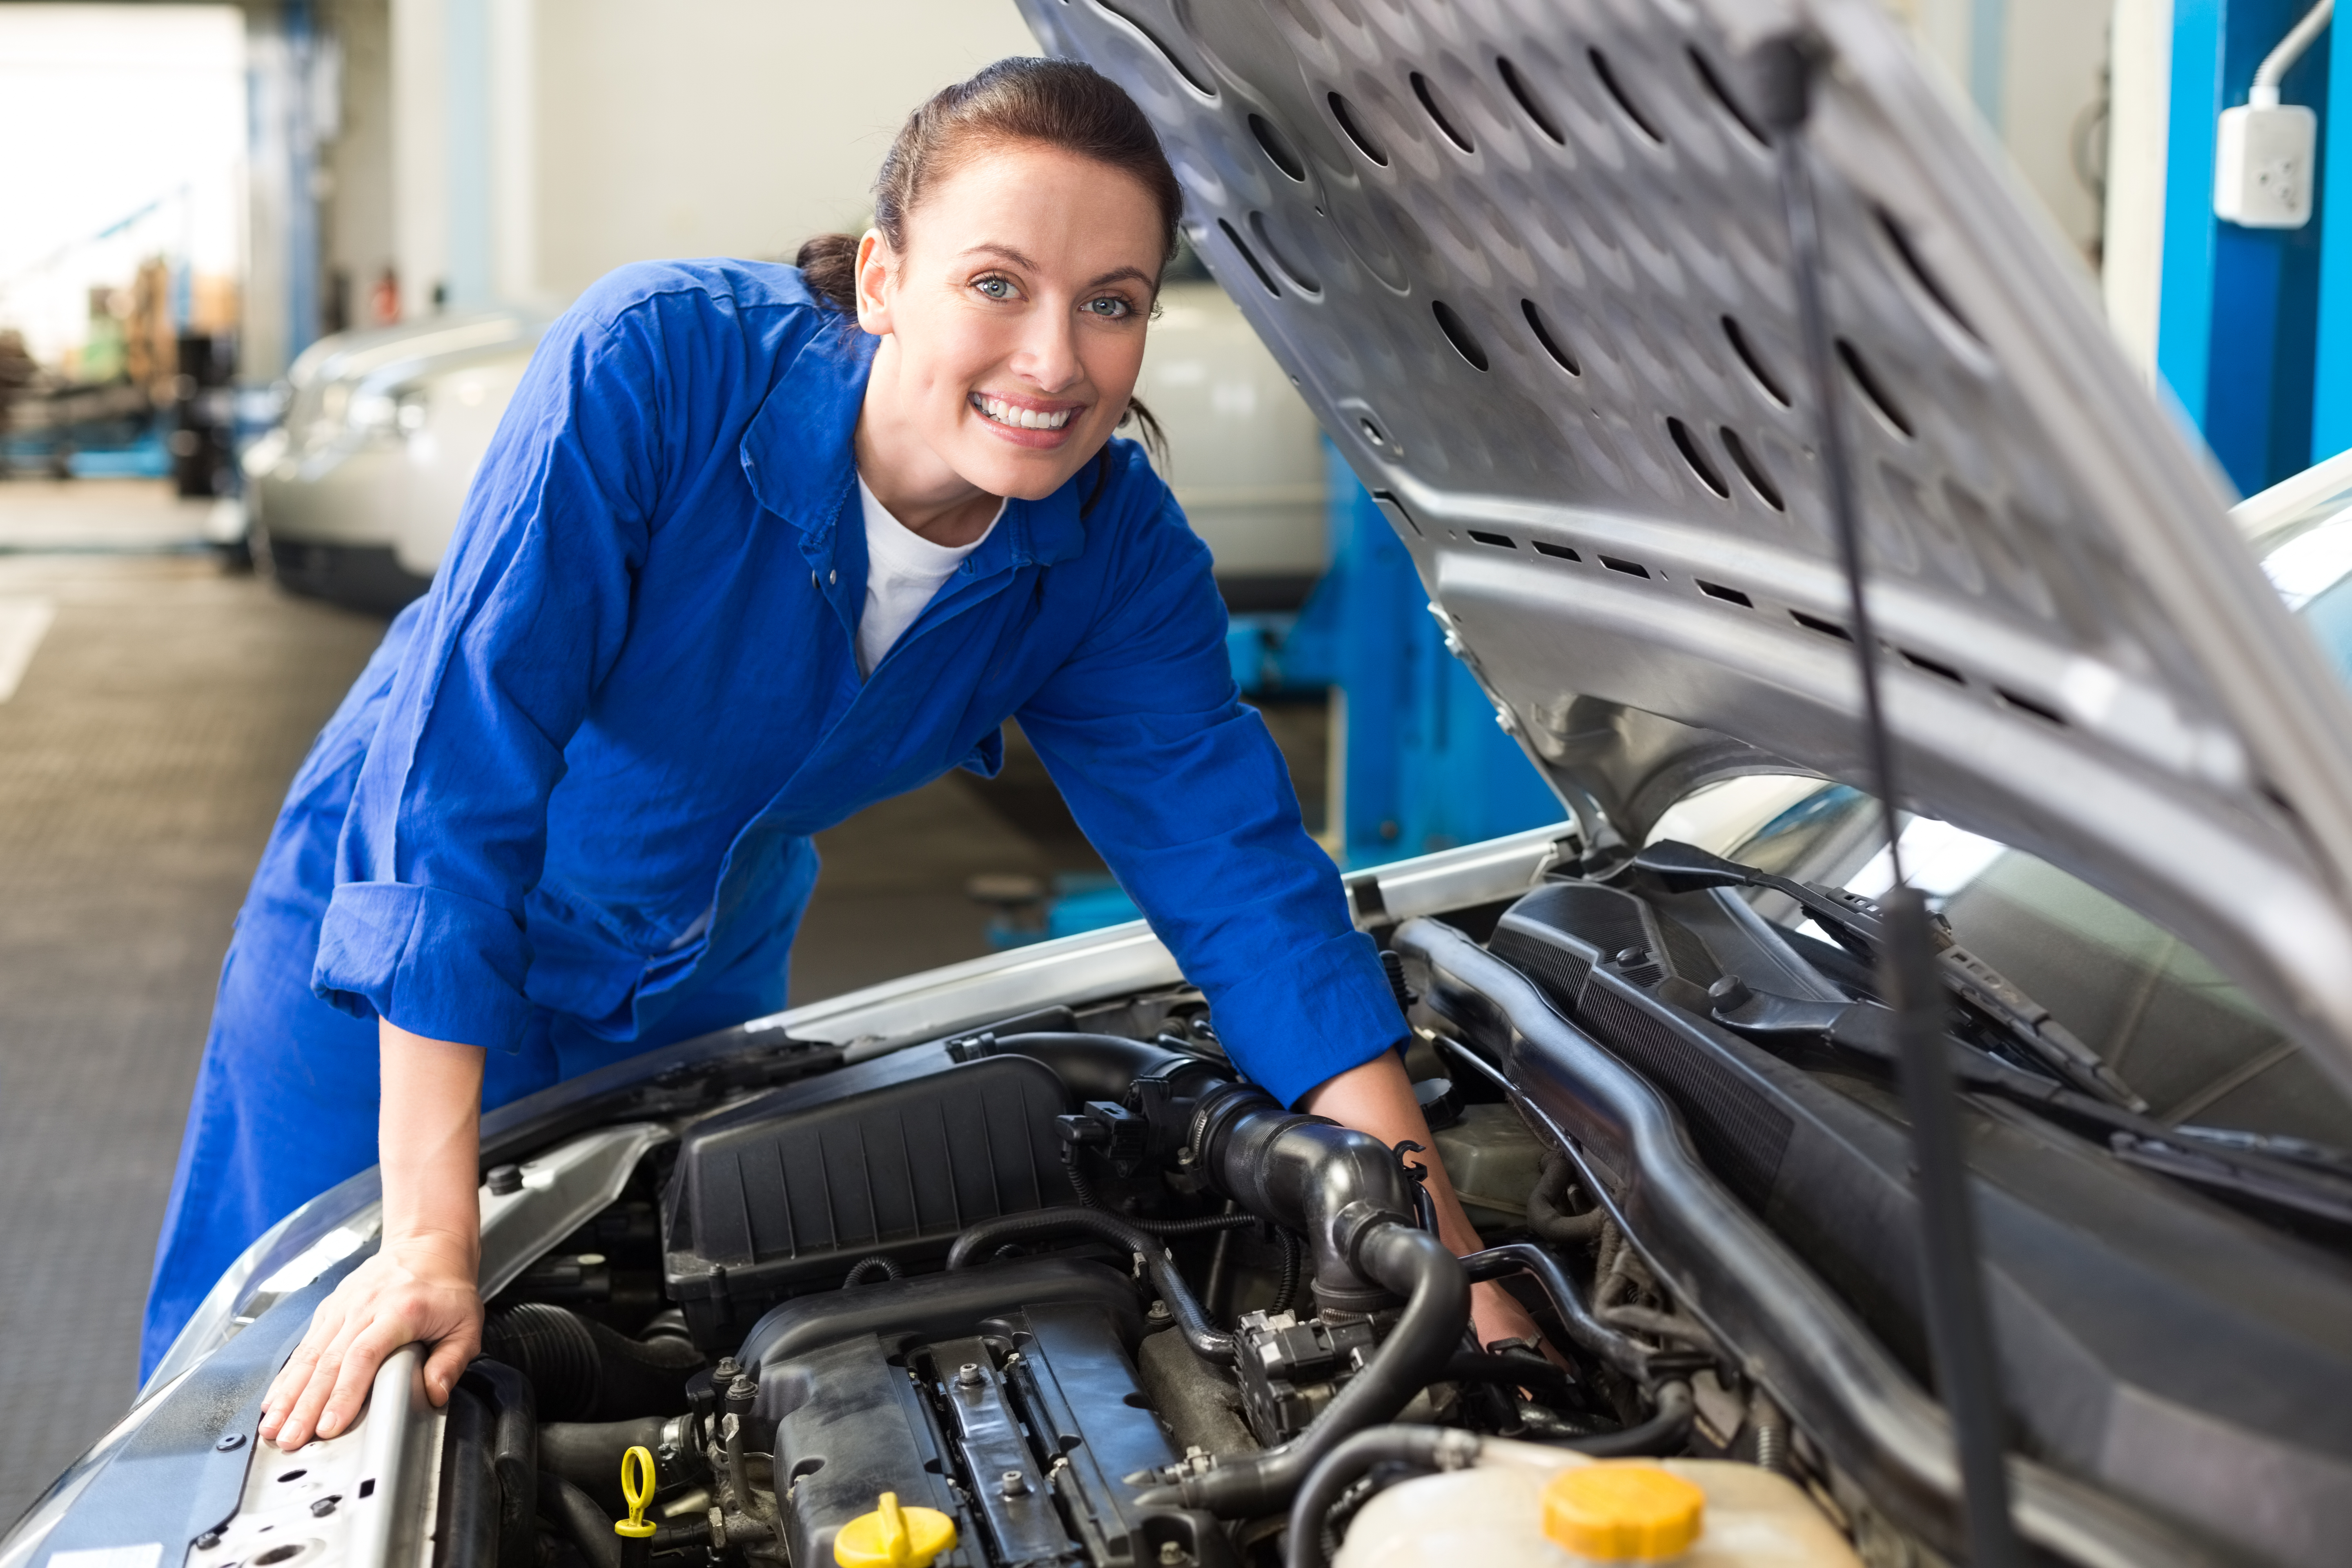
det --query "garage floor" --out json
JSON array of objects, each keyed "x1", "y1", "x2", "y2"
[{"x1": 0, "y1": 479, "x2": 1327, "y2": 1523}]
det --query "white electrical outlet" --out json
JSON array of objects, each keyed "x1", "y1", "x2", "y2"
[{"x1": 2215, "y1": 102, "x2": 2319, "y2": 227}]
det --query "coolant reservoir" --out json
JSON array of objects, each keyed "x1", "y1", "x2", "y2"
[{"x1": 1330, "y1": 1439, "x2": 1861, "y2": 1567}]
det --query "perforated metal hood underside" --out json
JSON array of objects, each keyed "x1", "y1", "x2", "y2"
[{"x1": 1015, "y1": 0, "x2": 2352, "y2": 1088}]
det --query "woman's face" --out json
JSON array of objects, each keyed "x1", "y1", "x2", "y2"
[{"x1": 856, "y1": 140, "x2": 1163, "y2": 503}]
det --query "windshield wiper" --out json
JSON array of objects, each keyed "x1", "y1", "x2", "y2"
[
  {"x1": 1635, "y1": 840, "x2": 2147, "y2": 1111},
  {"x1": 1704, "y1": 967, "x2": 2352, "y2": 1230},
  {"x1": 2109, "y1": 1128, "x2": 2352, "y2": 1228}
]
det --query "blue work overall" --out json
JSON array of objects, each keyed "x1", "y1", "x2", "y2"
[{"x1": 141, "y1": 261, "x2": 1403, "y2": 1374}]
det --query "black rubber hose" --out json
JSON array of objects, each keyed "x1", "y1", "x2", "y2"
[
  {"x1": 537, "y1": 1470, "x2": 621, "y2": 1568},
  {"x1": 437, "y1": 1383, "x2": 502, "y2": 1568},
  {"x1": 1526, "y1": 1151, "x2": 1606, "y2": 1244},
  {"x1": 944, "y1": 1206, "x2": 1233, "y2": 1364},
  {"x1": 982, "y1": 1032, "x2": 1220, "y2": 1102},
  {"x1": 480, "y1": 1303, "x2": 706, "y2": 1422},
  {"x1": 459, "y1": 1361, "x2": 538, "y2": 1568},
  {"x1": 1459, "y1": 1243, "x2": 1651, "y2": 1379},
  {"x1": 537, "y1": 1418, "x2": 670, "y2": 1517},
  {"x1": 1552, "y1": 1379, "x2": 1695, "y2": 1457},
  {"x1": 1137, "y1": 1222, "x2": 1469, "y2": 1518},
  {"x1": 653, "y1": 1519, "x2": 710, "y2": 1552},
  {"x1": 1441, "y1": 1351, "x2": 1577, "y2": 1400},
  {"x1": 1283, "y1": 1425, "x2": 1483, "y2": 1568}
]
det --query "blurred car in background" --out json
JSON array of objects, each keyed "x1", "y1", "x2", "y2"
[
  {"x1": 242, "y1": 273, "x2": 1328, "y2": 617},
  {"x1": 242, "y1": 312, "x2": 546, "y2": 613}
]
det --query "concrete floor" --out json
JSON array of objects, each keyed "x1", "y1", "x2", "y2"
[{"x1": 0, "y1": 479, "x2": 1327, "y2": 1523}]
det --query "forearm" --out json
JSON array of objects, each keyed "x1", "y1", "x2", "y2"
[
  {"x1": 1299, "y1": 1049, "x2": 1486, "y2": 1261},
  {"x1": 378, "y1": 1018, "x2": 486, "y2": 1272}
]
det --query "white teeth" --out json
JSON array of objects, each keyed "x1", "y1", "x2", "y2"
[{"x1": 976, "y1": 395, "x2": 1072, "y2": 431}]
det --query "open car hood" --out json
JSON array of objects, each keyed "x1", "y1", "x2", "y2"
[{"x1": 1016, "y1": 0, "x2": 2352, "y2": 1093}]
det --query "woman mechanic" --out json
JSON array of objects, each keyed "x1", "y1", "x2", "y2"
[{"x1": 143, "y1": 57, "x2": 1545, "y2": 1448}]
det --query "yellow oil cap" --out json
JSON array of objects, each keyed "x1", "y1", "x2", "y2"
[
  {"x1": 833, "y1": 1492, "x2": 958, "y2": 1568},
  {"x1": 1542, "y1": 1464, "x2": 1706, "y2": 1561}
]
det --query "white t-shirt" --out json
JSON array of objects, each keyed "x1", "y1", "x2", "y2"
[{"x1": 854, "y1": 475, "x2": 1004, "y2": 676}]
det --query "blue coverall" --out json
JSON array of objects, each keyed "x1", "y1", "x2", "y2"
[{"x1": 141, "y1": 261, "x2": 1403, "y2": 1374}]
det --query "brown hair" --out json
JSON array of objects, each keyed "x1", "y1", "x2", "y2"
[{"x1": 799, "y1": 56, "x2": 1176, "y2": 468}]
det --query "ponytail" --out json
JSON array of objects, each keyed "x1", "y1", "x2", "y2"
[{"x1": 795, "y1": 233, "x2": 860, "y2": 312}]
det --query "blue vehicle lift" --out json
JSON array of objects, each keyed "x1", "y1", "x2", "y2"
[
  {"x1": 1005, "y1": 444, "x2": 1564, "y2": 946},
  {"x1": 1232, "y1": 445, "x2": 1564, "y2": 869}
]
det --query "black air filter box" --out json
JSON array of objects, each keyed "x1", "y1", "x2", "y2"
[{"x1": 661, "y1": 1045, "x2": 1075, "y2": 1345}]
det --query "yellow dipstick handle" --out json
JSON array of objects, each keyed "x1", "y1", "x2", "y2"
[{"x1": 615, "y1": 1445, "x2": 658, "y2": 1540}]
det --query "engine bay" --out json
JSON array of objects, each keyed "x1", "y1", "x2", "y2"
[
  {"x1": 132, "y1": 842, "x2": 2352, "y2": 1568},
  {"x1": 402, "y1": 979, "x2": 1780, "y2": 1568}
]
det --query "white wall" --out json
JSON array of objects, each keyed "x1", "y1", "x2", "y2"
[
  {"x1": 323, "y1": 0, "x2": 396, "y2": 326},
  {"x1": 529, "y1": 0, "x2": 1037, "y2": 299},
  {"x1": 1888, "y1": 0, "x2": 2115, "y2": 266},
  {"x1": 2103, "y1": 0, "x2": 2172, "y2": 379},
  {"x1": 390, "y1": 0, "x2": 1037, "y2": 313}
]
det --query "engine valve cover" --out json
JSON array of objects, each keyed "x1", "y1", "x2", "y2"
[{"x1": 759, "y1": 1301, "x2": 1231, "y2": 1568}]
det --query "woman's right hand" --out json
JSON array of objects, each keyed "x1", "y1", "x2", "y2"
[
  {"x1": 260, "y1": 1230, "x2": 484, "y2": 1450},
  {"x1": 262, "y1": 1020, "x2": 492, "y2": 1450}
]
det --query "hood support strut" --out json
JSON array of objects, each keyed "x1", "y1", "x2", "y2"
[{"x1": 1757, "y1": 33, "x2": 2025, "y2": 1566}]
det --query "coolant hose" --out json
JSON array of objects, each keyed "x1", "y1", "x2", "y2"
[
  {"x1": 1136, "y1": 1221, "x2": 1469, "y2": 1519},
  {"x1": 1284, "y1": 1425, "x2": 1483, "y2": 1568},
  {"x1": 1558, "y1": 1379, "x2": 1695, "y2": 1457},
  {"x1": 944, "y1": 1205, "x2": 1233, "y2": 1364},
  {"x1": 479, "y1": 1303, "x2": 705, "y2": 1423},
  {"x1": 1460, "y1": 1243, "x2": 1652, "y2": 1379},
  {"x1": 537, "y1": 1417, "x2": 670, "y2": 1516},
  {"x1": 537, "y1": 1471, "x2": 621, "y2": 1568}
]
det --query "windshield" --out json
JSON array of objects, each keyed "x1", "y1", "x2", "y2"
[{"x1": 1663, "y1": 777, "x2": 2352, "y2": 1149}]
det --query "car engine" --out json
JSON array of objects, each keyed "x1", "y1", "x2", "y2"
[{"x1": 428, "y1": 996, "x2": 1730, "y2": 1568}]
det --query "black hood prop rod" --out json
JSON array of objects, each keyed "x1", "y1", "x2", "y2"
[{"x1": 1754, "y1": 35, "x2": 2024, "y2": 1566}]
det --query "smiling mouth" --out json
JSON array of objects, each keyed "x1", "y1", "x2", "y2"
[{"x1": 971, "y1": 393, "x2": 1078, "y2": 431}]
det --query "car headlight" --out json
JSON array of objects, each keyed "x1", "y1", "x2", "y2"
[{"x1": 347, "y1": 389, "x2": 397, "y2": 434}]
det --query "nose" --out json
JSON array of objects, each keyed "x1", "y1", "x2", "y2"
[{"x1": 1007, "y1": 301, "x2": 1083, "y2": 395}]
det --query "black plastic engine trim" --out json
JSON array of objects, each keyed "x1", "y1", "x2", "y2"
[{"x1": 1396, "y1": 916, "x2": 2224, "y2": 1568}]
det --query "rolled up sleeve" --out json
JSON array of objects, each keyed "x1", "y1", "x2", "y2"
[
  {"x1": 312, "y1": 278, "x2": 668, "y2": 1048},
  {"x1": 1016, "y1": 476, "x2": 1403, "y2": 1108}
]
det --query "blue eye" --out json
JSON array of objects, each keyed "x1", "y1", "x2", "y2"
[
  {"x1": 974, "y1": 276, "x2": 1014, "y2": 300},
  {"x1": 1086, "y1": 296, "x2": 1133, "y2": 319}
]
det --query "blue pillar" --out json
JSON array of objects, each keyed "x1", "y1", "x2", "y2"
[
  {"x1": 2159, "y1": 0, "x2": 2332, "y2": 494},
  {"x1": 2315, "y1": 8, "x2": 2352, "y2": 460},
  {"x1": 2159, "y1": 0, "x2": 2227, "y2": 433}
]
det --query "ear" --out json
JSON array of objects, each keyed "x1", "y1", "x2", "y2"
[{"x1": 854, "y1": 229, "x2": 894, "y2": 336}]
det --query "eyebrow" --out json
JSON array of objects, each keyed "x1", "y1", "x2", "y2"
[{"x1": 958, "y1": 244, "x2": 1157, "y2": 292}]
